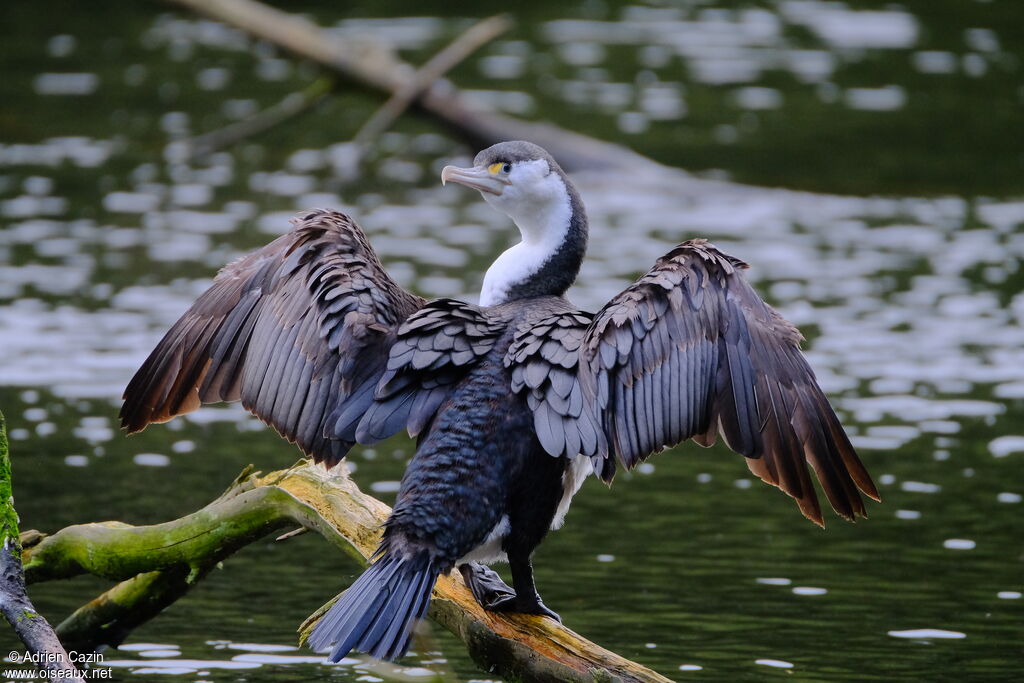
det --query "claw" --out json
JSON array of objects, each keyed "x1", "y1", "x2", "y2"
[
  {"x1": 485, "y1": 594, "x2": 561, "y2": 622},
  {"x1": 459, "y1": 562, "x2": 561, "y2": 622}
]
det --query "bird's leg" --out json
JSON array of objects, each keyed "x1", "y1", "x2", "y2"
[
  {"x1": 459, "y1": 562, "x2": 515, "y2": 607},
  {"x1": 479, "y1": 554, "x2": 561, "y2": 622}
]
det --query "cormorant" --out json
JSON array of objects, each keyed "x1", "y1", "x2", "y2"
[{"x1": 121, "y1": 141, "x2": 879, "y2": 663}]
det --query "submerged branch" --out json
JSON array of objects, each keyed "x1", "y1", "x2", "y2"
[
  {"x1": 166, "y1": 0, "x2": 660, "y2": 174},
  {"x1": 351, "y1": 14, "x2": 513, "y2": 155},
  {"x1": 56, "y1": 567, "x2": 194, "y2": 653},
  {"x1": 185, "y1": 76, "x2": 335, "y2": 160},
  {"x1": 24, "y1": 461, "x2": 670, "y2": 682}
]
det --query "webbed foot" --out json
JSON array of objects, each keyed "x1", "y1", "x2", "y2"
[
  {"x1": 486, "y1": 593, "x2": 562, "y2": 622},
  {"x1": 458, "y1": 563, "x2": 561, "y2": 621},
  {"x1": 460, "y1": 562, "x2": 515, "y2": 607}
]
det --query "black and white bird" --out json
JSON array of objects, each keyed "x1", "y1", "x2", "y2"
[{"x1": 121, "y1": 141, "x2": 879, "y2": 662}]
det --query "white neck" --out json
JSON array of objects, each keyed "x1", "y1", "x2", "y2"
[{"x1": 479, "y1": 188, "x2": 572, "y2": 307}]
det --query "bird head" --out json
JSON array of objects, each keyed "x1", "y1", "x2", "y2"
[{"x1": 441, "y1": 141, "x2": 575, "y2": 243}]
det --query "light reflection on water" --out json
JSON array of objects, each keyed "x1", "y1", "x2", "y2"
[
  {"x1": 1, "y1": 1, "x2": 1022, "y2": 681},
  {"x1": 102, "y1": 640, "x2": 357, "y2": 675}
]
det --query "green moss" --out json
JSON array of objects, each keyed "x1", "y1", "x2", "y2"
[
  {"x1": 0, "y1": 410, "x2": 21, "y2": 549},
  {"x1": 21, "y1": 486, "x2": 296, "y2": 583}
]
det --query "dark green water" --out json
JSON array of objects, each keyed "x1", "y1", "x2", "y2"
[{"x1": 1, "y1": 1, "x2": 1022, "y2": 681}]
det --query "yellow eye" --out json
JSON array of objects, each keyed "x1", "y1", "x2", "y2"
[{"x1": 488, "y1": 163, "x2": 504, "y2": 175}]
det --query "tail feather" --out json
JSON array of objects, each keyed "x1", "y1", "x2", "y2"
[
  {"x1": 386, "y1": 569, "x2": 435, "y2": 660},
  {"x1": 379, "y1": 566, "x2": 434, "y2": 660},
  {"x1": 308, "y1": 555, "x2": 438, "y2": 662}
]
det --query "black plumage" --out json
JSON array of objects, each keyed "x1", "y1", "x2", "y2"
[
  {"x1": 121, "y1": 140, "x2": 879, "y2": 663},
  {"x1": 306, "y1": 554, "x2": 437, "y2": 662}
]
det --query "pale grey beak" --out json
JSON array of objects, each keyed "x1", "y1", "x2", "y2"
[{"x1": 441, "y1": 165, "x2": 509, "y2": 195}]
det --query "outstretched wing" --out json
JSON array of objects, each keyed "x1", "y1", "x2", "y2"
[
  {"x1": 120, "y1": 209, "x2": 425, "y2": 465},
  {"x1": 582, "y1": 239, "x2": 879, "y2": 526}
]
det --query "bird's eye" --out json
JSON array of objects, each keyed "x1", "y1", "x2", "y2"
[{"x1": 502, "y1": 163, "x2": 511, "y2": 174}]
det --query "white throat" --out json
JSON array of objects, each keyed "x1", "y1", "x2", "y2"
[{"x1": 479, "y1": 170, "x2": 572, "y2": 307}]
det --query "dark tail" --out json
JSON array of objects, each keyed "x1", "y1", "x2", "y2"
[{"x1": 308, "y1": 554, "x2": 438, "y2": 662}]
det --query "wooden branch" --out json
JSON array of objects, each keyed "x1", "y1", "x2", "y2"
[
  {"x1": 23, "y1": 479, "x2": 295, "y2": 584},
  {"x1": 56, "y1": 567, "x2": 192, "y2": 652},
  {"x1": 282, "y1": 466, "x2": 672, "y2": 682},
  {"x1": 165, "y1": 0, "x2": 660, "y2": 173},
  {"x1": 0, "y1": 412, "x2": 84, "y2": 681},
  {"x1": 351, "y1": 14, "x2": 512, "y2": 152},
  {"x1": 185, "y1": 76, "x2": 335, "y2": 160},
  {"x1": 167, "y1": 0, "x2": 409, "y2": 93},
  {"x1": 24, "y1": 462, "x2": 671, "y2": 682},
  {"x1": 44, "y1": 471, "x2": 260, "y2": 650}
]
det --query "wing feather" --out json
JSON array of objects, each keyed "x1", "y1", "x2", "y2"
[
  {"x1": 582, "y1": 239, "x2": 879, "y2": 526},
  {"x1": 120, "y1": 209, "x2": 425, "y2": 465}
]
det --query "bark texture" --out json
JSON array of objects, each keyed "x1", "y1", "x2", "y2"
[{"x1": 0, "y1": 411, "x2": 84, "y2": 681}]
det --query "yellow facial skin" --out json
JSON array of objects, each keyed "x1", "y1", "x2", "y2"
[{"x1": 488, "y1": 163, "x2": 504, "y2": 175}]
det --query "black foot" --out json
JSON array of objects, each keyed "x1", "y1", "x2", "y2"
[
  {"x1": 459, "y1": 563, "x2": 561, "y2": 622},
  {"x1": 486, "y1": 594, "x2": 562, "y2": 622},
  {"x1": 460, "y1": 563, "x2": 515, "y2": 607}
]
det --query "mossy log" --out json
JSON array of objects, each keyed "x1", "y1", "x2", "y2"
[
  {"x1": 22, "y1": 462, "x2": 671, "y2": 682},
  {"x1": 0, "y1": 412, "x2": 84, "y2": 681}
]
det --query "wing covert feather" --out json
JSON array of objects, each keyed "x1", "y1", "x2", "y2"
[
  {"x1": 504, "y1": 309, "x2": 613, "y2": 479},
  {"x1": 355, "y1": 298, "x2": 506, "y2": 444}
]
